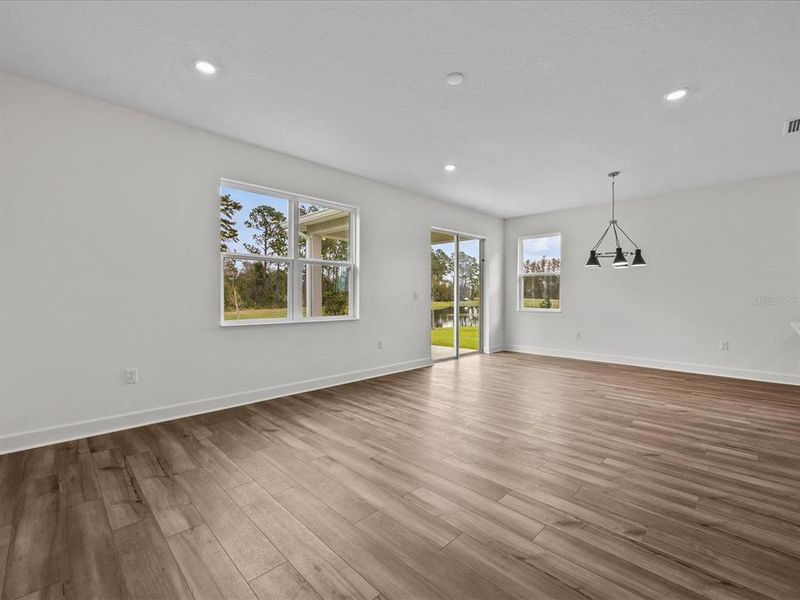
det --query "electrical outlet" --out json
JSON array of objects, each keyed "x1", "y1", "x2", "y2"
[
  {"x1": 124, "y1": 368, "x2": 138, "y2": 384},
  {"x1": 719, "y1": 341, "x2": 729, "y2": 351},
  {"x1": 575, "y1": 331, "x2": 582, "y2": 340},
  {"x1": 412, "y1": 292, "x2": 420, "y2": 301},
  {"x1": 377, "y1": 340, "x2": 384, "y2": 350}
]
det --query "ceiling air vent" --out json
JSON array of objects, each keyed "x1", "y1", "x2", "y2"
[{"x1": 785, "y1": 118, "x2": 800, "y2": 135}]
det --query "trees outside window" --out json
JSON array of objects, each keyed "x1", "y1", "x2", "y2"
[
  {"x1": 244, "y1": 205, "x2": 289, "y2": 257},
  {"x1": 219, "y1": 193, "x2": 242, "y2": 252},
  {"x1": 431, "y1": 248, "x2": 454, "y2": 303}
]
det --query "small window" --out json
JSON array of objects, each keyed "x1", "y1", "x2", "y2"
[
  {"x1": 220, "y1": 180, "x2": 357, "y2": 325},
  {"x1": 518, "y1": 234, "x2": 561, "y2": 311}
]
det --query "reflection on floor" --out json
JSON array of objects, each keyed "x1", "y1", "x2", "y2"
[{"x1": 431, "y1": 345, "x2": 456, "y2": 361}]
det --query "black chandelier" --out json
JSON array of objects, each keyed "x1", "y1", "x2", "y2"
[{"x1": 585, "y1": 171, "x2": 646, "y2": 269}]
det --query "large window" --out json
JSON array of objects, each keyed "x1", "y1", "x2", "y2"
[
  {"x1": 220, "y1": 179, "x2": 357, "y2": 325},
  {"x1": 518, "y1": 233, "x2": 561, "y2": 311}
]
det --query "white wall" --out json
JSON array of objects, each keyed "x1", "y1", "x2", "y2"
[
  {"x1": 0, "y1": 71, "x2": 504, "y2": 452},
  {"x1": 504, "y1": 172, "x2": 800, "y2": 385}
]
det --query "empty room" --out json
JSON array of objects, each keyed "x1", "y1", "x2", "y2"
[{"x1": 1, "y1": 1, "x2": 799, "y2": 599}]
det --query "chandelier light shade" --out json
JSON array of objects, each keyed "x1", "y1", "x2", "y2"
[
  {"x1": 585, "y1": 171, "x2": 646, "y2": 269},
  {"x1": 631, "y1": 248, "x2": 646, "y2": 266},
  {"x1": 612, "y1": 247, "x2": 629, "y2": 268},
  {"x1": 585, "y1": 250, "x2": 601, "y2": 268}
]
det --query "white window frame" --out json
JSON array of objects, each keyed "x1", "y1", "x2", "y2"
[
  {"x1": 517, "y1": 233, "x2": 562, "y2": 313},
  {"x1": 220, "y1": 178, "x2": 359, "y2": 326}
]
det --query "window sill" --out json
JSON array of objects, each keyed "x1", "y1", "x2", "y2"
[
  {"x1": 518, "y1": 307, "x2": 562, "y2": 313},
  {"x1": 221, "y1": 316, "x2": 359, "y2": 327}
]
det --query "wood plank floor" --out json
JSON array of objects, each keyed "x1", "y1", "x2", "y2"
[{"x1": 1, "y1": 352, "x2": 799, "y2": 600}]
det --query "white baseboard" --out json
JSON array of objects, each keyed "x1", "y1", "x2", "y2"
[
  {"x1": 502, "y1": 345, "x2": 800, "y2": 386},
  {"x1": 0, "y1": 357, "x2": 433, "y2": 455},
  {"x1": 487, "y1": 344, "x2": 506, "y2": 354}
]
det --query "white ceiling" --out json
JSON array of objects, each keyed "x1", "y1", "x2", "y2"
[{"x1": 1, "y1": 1, "x2": 798, "y2": 218}]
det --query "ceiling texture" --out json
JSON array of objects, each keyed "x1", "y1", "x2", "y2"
[{"x1": 1, "y1": 1, "x2": 798, "y2": 218}]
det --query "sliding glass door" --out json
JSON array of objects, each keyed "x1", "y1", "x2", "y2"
[{"x1": 430, "y1": 229, "x2": 483, "y2": 361}]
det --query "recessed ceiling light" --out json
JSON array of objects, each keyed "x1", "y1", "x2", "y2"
[
  {"x1": 444, "y1": 164, "x2": 456, "y2": 172},
  {"x1": 665, "y1": 88, "x2": 688, "y2": 101},
  {"x1": 445, "y1": 72, "x2": 465, "y2": 86},
  {"x1": 195, "y1": 60, "x2": 217, "y2": 75}
]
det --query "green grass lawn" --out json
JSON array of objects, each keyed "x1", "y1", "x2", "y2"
[
  {"x1": 431, "y1": 326, "x2": 479, "y2": 350},
  {"x1": 431, "y1": 300, "x2": 479, "y2": 310},
  {"x1": 523, "y1": 298, "x2": 560, "y2": 309},
  {"x1": 224, "y1": 307, "x2": 288, "y2": 320}
]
